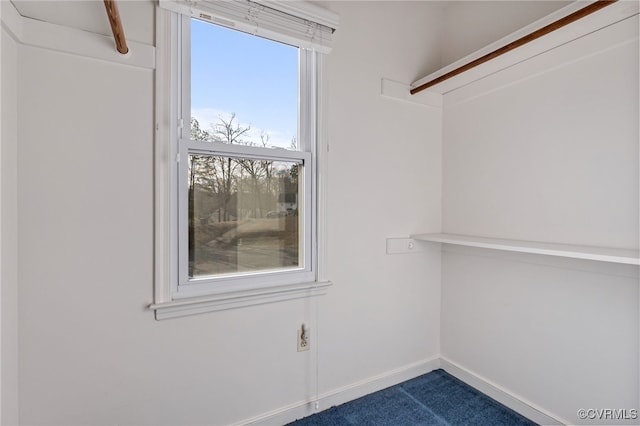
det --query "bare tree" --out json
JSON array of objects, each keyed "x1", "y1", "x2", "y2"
[
  {"x1": 189, "y1": 114, "x2": 288, "y2": 222},
  {"x1": 211, "y1": 114, "x2": 250, "y2": 220}
]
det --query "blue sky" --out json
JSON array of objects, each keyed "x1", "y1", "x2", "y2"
[{"x1": 191, "y1": 19, "x2": 298, "y2": 148}]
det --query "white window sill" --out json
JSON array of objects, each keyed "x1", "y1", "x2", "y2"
[{"x1": 149, "y1": 281, "x2": 332, "y2": 320}]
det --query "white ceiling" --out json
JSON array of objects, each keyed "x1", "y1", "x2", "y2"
[{"x1": 11, "y1": 0, "x2": 156, "y2": 45}]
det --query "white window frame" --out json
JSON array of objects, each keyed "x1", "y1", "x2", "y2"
[
  {"x1": 151, "y1": 4, "x2": 333, "y2": 320},
  {"x1": 177, "y1": 140, "x2": 313, "y2": 298}
]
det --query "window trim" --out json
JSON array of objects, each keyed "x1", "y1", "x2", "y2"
[{"x1": 151, "y1": 5, "x2": 331, "y2": 319}]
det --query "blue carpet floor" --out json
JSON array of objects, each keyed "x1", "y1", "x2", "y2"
[{"x1": 288, "y1": 369, "x2": 537, "y2": 426}]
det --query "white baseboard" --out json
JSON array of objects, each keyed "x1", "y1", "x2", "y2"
[
  {"x1": 239, "y1": 356, "x2": 569, "y2": 426},
  {"x1": 316, "y1": 357, "x2": 441, "y2": 415},
  {"x1": 241, "y1": 357, "x2": 441, "y2": 426},
  {"x1": 440, "y1": 357, "x2": 568, "y2": 426}
]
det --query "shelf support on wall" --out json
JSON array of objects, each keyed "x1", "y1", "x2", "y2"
[
  {"x1": 103, "y1": 0, "x2": 129, "y2": 55},
  {"x1": 410, "y1": 0, "x2": 617, "y2": 95}
]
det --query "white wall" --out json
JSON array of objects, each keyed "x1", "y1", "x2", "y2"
[
  {"x1": 7, "y1": 1, "x2": 444, "y2": 424},
  {"x1": 320, "y1": 0, "x2": 443, "y2": 395},
  {"x1": 442, "y1": 248, "x2": 639, "y2": 425},
  {"x1": 1, "y1": 22, "x2": 20, "y2": 426},
  {"x1": 440, "y1": 13, "x2": 639, "y2": 425},
  {"x1": 442, "y1": 19, "x2": 639, "y2": 248}
]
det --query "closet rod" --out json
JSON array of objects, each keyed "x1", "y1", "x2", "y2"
[
  {"x1": 104, "y1": 0, "x2": 129, "y2": 54},
  {"x1": 410, "y1": 0, "x2": 617, "y2": 95}
]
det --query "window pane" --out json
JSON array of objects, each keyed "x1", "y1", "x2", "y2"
[
  {"x1": 190, "y1": 19, "x2": 299, "y2": 149},
  {"x1": 188, "y1": 154, "x2": 302, "y2": 278}
]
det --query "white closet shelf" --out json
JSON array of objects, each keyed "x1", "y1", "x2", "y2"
[
  {"x1": 410, "y1": 0, "x2": 639, "y2": 95},
  {"x1": 411, "y1": 233, "x2": 640, "y2": 266}
]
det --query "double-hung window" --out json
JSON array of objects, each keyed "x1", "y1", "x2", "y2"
[{"x1": 153, "y1": 0, "x2": 338, "y2": 319}]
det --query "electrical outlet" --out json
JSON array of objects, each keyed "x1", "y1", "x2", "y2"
[{"x1": 297, "y1": 324, "x2": 310, "y2": 352}]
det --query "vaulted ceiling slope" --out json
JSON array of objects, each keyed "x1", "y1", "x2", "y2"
[{"x1": 10, "y1": 0, "x2": 155, "y2": 46}]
